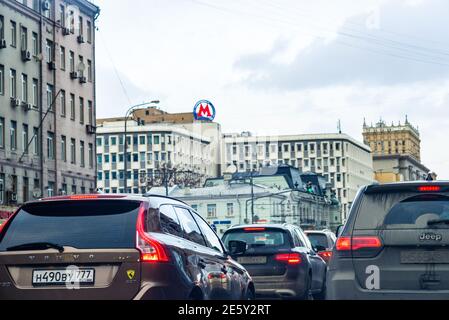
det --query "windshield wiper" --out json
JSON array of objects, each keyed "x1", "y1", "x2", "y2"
[
  {"x1": 6, "y1": 242, "x2": 65, "y2": 253},
  {"x1": 428, "y1": 219, "x2": 449, "y2": 226}
]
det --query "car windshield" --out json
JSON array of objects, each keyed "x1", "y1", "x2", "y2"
[
  {"x1": 223, "y1": 229, "x2": 291, "y2": 252},
  {"x1": 355, "y1": 194, "x2": 449, "y2": 230},
  {"x1": 0, "y1": 200, "x2": 141, "y2": 251}
]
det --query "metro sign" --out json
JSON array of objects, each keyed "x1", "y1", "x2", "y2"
[{"x1": 193, "y1": 100, "x2": 216, "y2": 121}]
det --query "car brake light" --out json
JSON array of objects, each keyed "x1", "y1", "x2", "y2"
[
  {"x1": 318, "y1": 251, "x2": 333, "y2": 259},
  {"x1": 275, "y1": 253, "x2": 302, "y2": 265},
  {"x1": 244, "y1": 227, "x2": 266, "y2": 232},
  {"x1": 418, "y1": 186, "x2": 441, "y2": 192},
  {"x1": 336, "y1": 236, "x2": 382, "y2": 251},
  {"x1": 136, "y1": 204, "x2": 169, "y2": 263}
]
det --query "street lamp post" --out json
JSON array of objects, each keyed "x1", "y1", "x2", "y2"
[{"x1": 123, "y1": 101, "x2": 159, "y2": 193}]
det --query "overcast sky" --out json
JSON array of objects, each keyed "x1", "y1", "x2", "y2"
[{"x1": 92, "y1": 0, "x2": 449, "y2": 178}]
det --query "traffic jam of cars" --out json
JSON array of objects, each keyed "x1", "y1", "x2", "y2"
[{"x1": 0, "y1": 181, "x2": 449, "y2": 300}]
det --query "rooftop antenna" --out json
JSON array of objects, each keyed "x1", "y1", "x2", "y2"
[{"x1": 337, "y1": 120, "x2": 342, "y2": 134}]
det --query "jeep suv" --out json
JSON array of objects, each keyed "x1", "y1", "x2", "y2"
[
  {"x1": 0, "y1": 194, "x2": 254, "y2": 300},
  {"x1": 327, "y1": 182, "x2": 449, "y2": 300}
]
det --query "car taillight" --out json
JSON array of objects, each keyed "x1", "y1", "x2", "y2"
[
  {"x1": 336, "y1": 236, "x2": 382, "y2": 251},
  {"x1": 136, "y1": 204, "x2": 169, "y2": 263},
  {"x1": 318, "y1": 251, "x2": 333, "y2": 260},
  {"x1": 0, "y1": 209, "x2": 20, "y2": 237},
  {"x1": 275, "y1": 253, "x2": 302, "y2": 265},
  {"x1": 244, "y1": 227, "x2": 266, "y2": 232},
  {"x1": 418, "y1": 186, "x2": 441, "y2": 192}
]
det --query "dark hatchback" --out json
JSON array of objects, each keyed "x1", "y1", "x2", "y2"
[
  {"x1": 222, "y1": 224, "x2": 327, "y2": 300},
  {"x1": 0, "y1": 194, "x2": 254, "y2": 300},
  {"x1": 327, "y1": 182, "x2": 449, "y2": 300}
]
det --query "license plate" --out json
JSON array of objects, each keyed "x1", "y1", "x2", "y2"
[
  {"x1": 401, "y1": 251, "x2": 449, "y2": 264},
  {"x1": 32, "y1": 268, "x2": 95, "y2": 286},
  {"x1": 237, "y1": 256, "x2": 267, "y2": 265}
]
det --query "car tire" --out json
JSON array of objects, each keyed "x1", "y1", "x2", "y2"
[
  {"x1": 313, "y1": 275, "x2": 326, "y2": 300},
  {"x1": 245, "y1": 288, "x2": 255, "y2": 300},
  {"x1": 298, "y1": 275, "x2": 313, "y2": 300}
]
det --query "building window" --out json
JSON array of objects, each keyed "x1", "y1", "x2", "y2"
[
  {"x1": 86, "y1": 20, "x2": 92, "y2": 43},
  {"x1": 78, "y1": 16, "x2": 83, "y2": 36},
  {"x1": 0, "y1": 15, "x2": 4, "y2": 40},
  {"x1": 45, "y1": 39, "x2": 53, "y2": 63},
  {"x1": 60, "y1": 4, "x2": 65, "y2": 27},
  {"x1": 21, "y1": 74, "x2": 28, "y2": 103},
  {"x1": 22, "y1": 124, "x2": 28, "y2": 154},
  {"x1": 70, "y1": 93, "x2": 75, "y2": 120},
  {"x1": 227, "y1": 203, "x2": 234, "y2": 217},
  {"x1": 32, "y1": 79, "x2": 38, "y2": 107},
  {"x1": 87, "y1": 60, "x2": 92, "y2": 82},
  {"x1": 10, "y1": 21, "x2": 17, "y2": 47},
  {"x1": 20, "y1": 26, "x2": 27, "y2": 51},
  {"x1": 0, "y1": 118, "x2": 4, "y2": 149},
  {"x1": 79, "y1": 97, "x2": 84, "y2": 124},
  {"x1": 32, "y1": 32, "x2": 38, "y2": 56},
  {"x1": 60, "y1": 90, "x2": 66, "y2": 117},
  {"x1": 61, "y1": 135, "x2": 67, "y2": 162},
  {"x1": 10, "y1": 121, "x2": 17, "y2": 151},
  {"x1": 60, "y1": 46, "x2": 66, "y2": 70},
  {"x1": 10, "y1": 69, "x2": 16, "y2": 98},
  {"x1": 70, "y1": 139, "x2": 76, "y2": 164},
  {"x1": 46, "y1": 84, "x2": 54, "y2": 111},
  {"x1": 207, "y1": 204, "x2": 217, "y2": 219},
  {"x1": 80, "y1": 140, "x2": 85, "y2": 167},
  {"x1": 88, "y1": 143, "x2": 93, "y2": 168},
  {"x1": 47, "y1": 132, "x2": 55, "y2": 160},
  {"x1": 0, "y1": 65, "x2": 4, "y2": 96},
  {"x1": 33, "y1": 127, "x2": 39, "y2": 155},
  {"x1": 87, "y1": 100, "x2": 93, "y2": 125},
  {"x1": 69, "y1": 51, "x2": 75, "y2": 72}
]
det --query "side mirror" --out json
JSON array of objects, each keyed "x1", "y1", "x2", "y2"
[
  {"x1": 336, "y1": 225, "x2": 344, "y2": 238},
  {"x1": 228, "y1": 240, "x2": 247, "y2": 255}
]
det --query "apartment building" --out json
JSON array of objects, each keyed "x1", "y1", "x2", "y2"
[
  {"x1": 222, "y1": 132, "x2": 374, "y2": 220},
  {"x1": 0, "y1": 0, "x2": 99, "y2": 205},
  {"x1": 96, "y1": 120, "x2": 216, "y2": 194}
]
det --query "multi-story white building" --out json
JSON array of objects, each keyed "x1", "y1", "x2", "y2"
[
  {"x1": 222, "y1": 133, "x2": 374, "y2": 220},
  {"x1": 96, "y1": 120, "x2": 216, "y2": 194}
]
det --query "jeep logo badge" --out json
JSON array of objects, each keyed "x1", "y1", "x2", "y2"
[{"x1": 419, "y1": 233, "x2": 443, "y2": 242}]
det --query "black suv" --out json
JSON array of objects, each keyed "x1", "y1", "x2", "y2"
[
  {"x1": 222, "y1": 224, "x2": 327, "y2": 300},
  {"x1": 327, "y1": 182, "x2": 449, "y2": 300},
  {"x1": 0, "y1": 194, "x2": 254, "y2": 300}
]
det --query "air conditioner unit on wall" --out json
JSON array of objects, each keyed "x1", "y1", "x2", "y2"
[
  {"x1": 70, "y1": 71, "x2": 79, "y2": 79},
  {"x1": 47, "y1": 61, "x2": 57, "y2": 70},
  {"x1": 21, "y1": 50, "x2": 32, "y2": 62},
  {"x1": 62, "y1": 28, "x2": 71, "y2": 36},
  {"x1": 10, "y1": 98, "x2": 21, "y2": 108}
]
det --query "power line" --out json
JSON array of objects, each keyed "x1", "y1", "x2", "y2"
[
  {"x1": 96, "y1": 30, "x2": 132, "y2": 105},
  {"x1": 190, "y1": 0, "x2": 449, "y2": 67}
]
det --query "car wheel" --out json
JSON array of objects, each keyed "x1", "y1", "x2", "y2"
[
  {"x1": 313, "y1": 275, "x2": 326, "y2": 300},
  {"x1": 299, "y1": 275, "x2": 313, "y2": 300},
  {"x1": 245, "y1": 288, "x2": 255, "y2": 300}
]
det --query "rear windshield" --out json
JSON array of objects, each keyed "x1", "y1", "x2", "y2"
[
  {"x1": 222, "y1": 229, "x2": 291, "y2": 252},
  {"x1": 306, "y1": 233, "x2": 329, "y2": 249},
  {"x1": 0, "y1": 200, "x2": 141, "y2": 251},
  {"x1": 355, "y1": 193, "x2": 449, "y2": 230}
]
